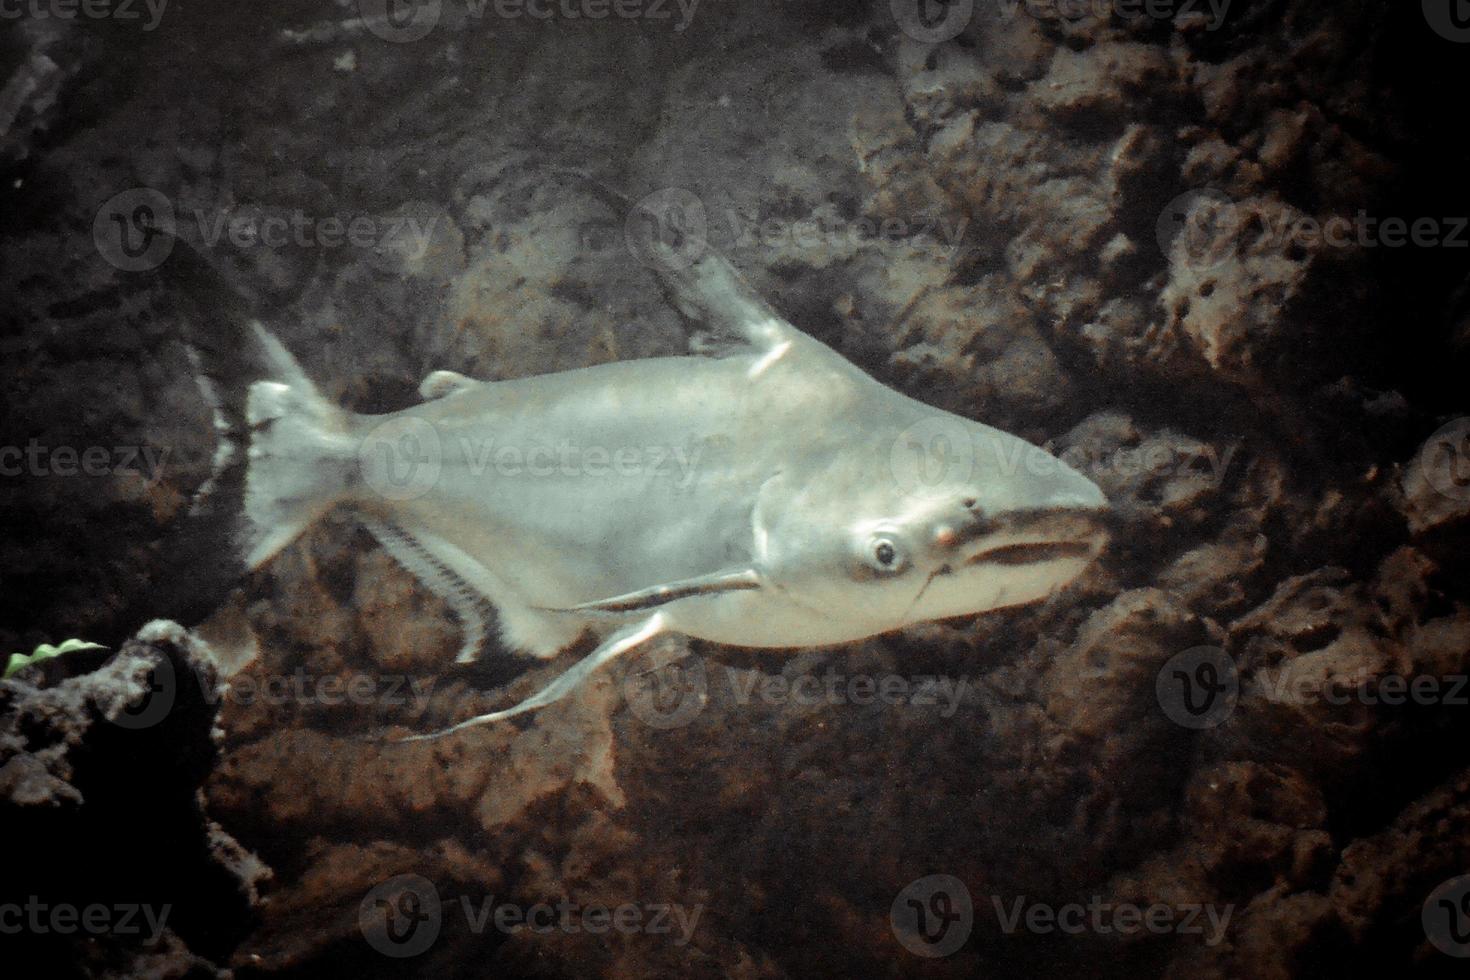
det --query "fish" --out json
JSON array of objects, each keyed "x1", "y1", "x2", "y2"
[{"x1": 162, "y1": 189, "x2": 1109, "y2": 740}]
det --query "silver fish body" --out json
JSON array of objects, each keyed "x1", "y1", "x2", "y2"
[
  {"x1": 352, "y1": 340, "x2": 1103, "y2": 654},
  {"x1": 187, "y1": 225, "x2": 1109, "y2": 737}
]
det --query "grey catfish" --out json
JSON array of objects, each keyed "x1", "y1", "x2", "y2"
[{"x1": 171, "y1": 207, "x2": 1108, "y2": 740}]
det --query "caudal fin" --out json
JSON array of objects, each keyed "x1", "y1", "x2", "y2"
[
  {"x1": 154, "y1": 241, "x2": 353, "y2": 624},
  {"x1": 233, "y1": 324, "x2": 354, "y2": 566}
]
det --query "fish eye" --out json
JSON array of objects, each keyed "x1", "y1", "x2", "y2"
[{"x1": 868, "y1": 536, "x2": 906, "y2": 574}]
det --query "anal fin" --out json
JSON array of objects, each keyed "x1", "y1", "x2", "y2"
[
  {"x1": 359, "y1": 515, "x2": 582, "y2": 661},
  {"x1": 360, "y1": 516, "x2": 492, "y2": 664}
]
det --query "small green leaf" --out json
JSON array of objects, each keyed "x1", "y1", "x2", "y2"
[{"x1": 4, "y1": 639, "x2": 106, "y2": 679}]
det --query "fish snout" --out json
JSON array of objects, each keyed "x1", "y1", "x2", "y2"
[
  {"x1": 1049, "y1": 463, "x2": 1108, "y2": 512},
  {"x1": 959, "y1": 508, "x2": 1109, "y2": 566},
  {"x1": 1021, "y1": 442, "x2": 1109, "y2": 514},
  {"x1": 968, "y1": 427, "x2": 1109, "y2": 516}
]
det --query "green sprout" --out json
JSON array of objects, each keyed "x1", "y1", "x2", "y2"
[{"x1": 4, "y1": 639, "x2": 106, "y2": 679}]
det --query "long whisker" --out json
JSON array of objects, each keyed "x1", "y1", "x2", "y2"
[{"x1": 902, "y1": 567, "x2": 942, "y2": 624}]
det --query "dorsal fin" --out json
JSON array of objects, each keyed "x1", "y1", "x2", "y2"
[
  {"x1": 418, "y1": 370, "x2": 479, "y2": 401},
  {"x1": 542, "y1": 168, "x2": 803, "y2": 357}
]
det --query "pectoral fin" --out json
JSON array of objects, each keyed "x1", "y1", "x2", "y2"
[
  {"x1": 393, "y1": 614, "x2": 667, "y2": 740},
  {"x1": 544, "y1": 568, "x2": 761, "y2": 614}
]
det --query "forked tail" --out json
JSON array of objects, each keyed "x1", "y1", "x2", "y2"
[{"x1": 154, "y1": 241, "x2": 355, "y2": 624}]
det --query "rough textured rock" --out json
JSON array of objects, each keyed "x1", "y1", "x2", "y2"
[
  {"x1": 1, "y1": 1, "x2": 1468, "y2": 977},
  {"x1": 0, "y1": 623, "x2": 262, "y2": 979}
]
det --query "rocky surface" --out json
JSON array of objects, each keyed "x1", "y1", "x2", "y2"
[
  {"x1": 2, "y1": 0, "x2": 1469, "y2": 977},
  {"x1": 0, "y1": 622, "x2": 263, "y2": 979}
]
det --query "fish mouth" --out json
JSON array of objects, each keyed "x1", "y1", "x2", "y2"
[
  {"x1": 949, "y1": 508, "x2": 1109, "y2": 568},
  {"x1": 964, "y1": 539, "x2": 1098, "y2": 567}
]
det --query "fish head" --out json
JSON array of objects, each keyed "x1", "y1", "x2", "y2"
[{"x1": 754, "y1": 414, "x2": 1110, "y2": 632}]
